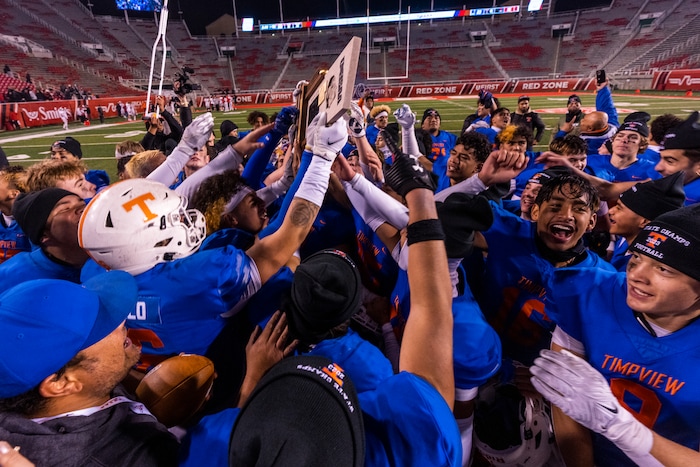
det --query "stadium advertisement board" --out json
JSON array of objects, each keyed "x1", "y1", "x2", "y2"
[
  {"x1": 510, "y1": 78, "x2": 596, "y2": 93},
  {"x1": 8, "y1": 96, "x2": 146, "y2": 128},
  {"x1": 653, "y1": 69, "x2": 700, "y2": 91}
]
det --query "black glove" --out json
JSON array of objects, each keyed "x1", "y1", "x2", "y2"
[{"x1": 383, "y1": 129, "x2": 435, "y2": 197}]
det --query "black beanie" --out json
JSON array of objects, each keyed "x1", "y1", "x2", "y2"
[
  {"x1": 283, "y1": 249, "x2": 361, "y2": 342},
  {"x1": 230, "y1": 355, "x2": 364, "y2": 467},
  {"x1": 629, "y1": 203, "x2": 700, "y2": 282},
  {"x1": 618, "y1": 120, "x2": 649, "y2": 138},
  {"x1": 220, "y1": 120, "x2": 238, "y2": 137},
  {"x1": 12, "y1": 188, "x2": 75, "y2": 245},
  {"x1": 663, "y1": 111, "x2": 700, "y2": 150},
  {"x1": 51, "y1": 136, "x2": 82, "y2": 158},
  {"x1": 436, "y1": 193, "x2": 494, "y2": 258},
  {"x1": 619, "y1": 172, "x2": 686, "y2": 221}
]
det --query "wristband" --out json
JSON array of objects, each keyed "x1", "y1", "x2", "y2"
[{"x1": 406, "y1": 219, "x2": 445, "y2": 246}]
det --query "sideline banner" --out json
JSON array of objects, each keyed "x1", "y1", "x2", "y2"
[
  {"x1": 7, "y1": 96, "x2": 146, "y2": 128},
  {"x1": 653, "y1": 69, "x2": 700, "y2": 91}
]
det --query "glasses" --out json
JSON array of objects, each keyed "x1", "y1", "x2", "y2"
[{"x1": 425, "y1": 111, "x2": 440, "y2": 118}]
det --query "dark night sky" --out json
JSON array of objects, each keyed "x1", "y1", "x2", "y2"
[{"x1": 82, "y1": 0, "x2": 609, "y2": 35}]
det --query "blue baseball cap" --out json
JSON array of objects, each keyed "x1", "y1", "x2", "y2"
[{"x1": 0, "y1": 271, "x2": 138, "y2": 398}]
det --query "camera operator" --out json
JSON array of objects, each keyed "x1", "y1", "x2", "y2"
[
  {"x1": 174, "y1": 67, "x2": 198, "y2": 97},
  {"x1": 141, "y1": 92, "x2": 192, "y2": 154}
]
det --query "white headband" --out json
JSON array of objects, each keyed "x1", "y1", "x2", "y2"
[
  {"x1": 224, "y1": 186, "x2": 254, "y2": 214},
  {"x1": 375, "y1": 111, "x2": 389, "y2": 118},
  {"x1": 115, "y1": 150, "x2": 137, "y2": 159}
]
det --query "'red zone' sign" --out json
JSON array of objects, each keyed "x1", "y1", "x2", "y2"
[{"x1": 511, "y1": 78, "x2": 596, "y2": 93}]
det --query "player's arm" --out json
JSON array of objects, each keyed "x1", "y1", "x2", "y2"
[
  {"x1": 347, "y1": 102, "x2": 386, "y2": 183},
  {"x1": 532, "y1": 345, "x2": 698, "y2": 467},
  {"x1": 649, "y1": 432, "x2": 700, "y2": 466},
  {"x1": 247, "y1": 113, "x2": 347, "y2": 283},
  {"x1": 548, "y1": 342, "x2": 595, "y2": 467},
  {"x1": 383, "y1": 142, "x2": 454, "y2": 408},
  {"x1": 536, "y1": 151, "x2": 640, "y2": 202}
]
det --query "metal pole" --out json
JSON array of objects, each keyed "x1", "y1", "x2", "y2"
[
  {"x1": 279, "y1": 0, "x2": 284, "y2": 35},
  {"x1": 232, "y1": 0, "x2": 239, "y2": 37}
]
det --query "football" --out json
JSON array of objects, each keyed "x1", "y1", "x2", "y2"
[{"x1": 135, "y1": 354, "x2": 216, "y2": 427}]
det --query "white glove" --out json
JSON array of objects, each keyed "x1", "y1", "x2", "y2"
[
  {"x1": 279, "y1": 148, "x2": 295, "y2": 190},
  {"x1": 531, "y1": 350, "x2": 655, "y2": 458},
  {"x1": 347, "y1": 102, "x2": 366, "y2": 138},
  {"x1": 179, "y1": 112, "x2": 214, "y2": 152},
  {"x1": 312, "y1": 112, "x2": 348, "y2": 161},
  {"x1": 292, "y1": 80, "x2": 308, "y2": 106},
  {"x1": 304, "y1": 112, "x2": 322, "y2": 151},
  {"x1": 393, "y1": 103, "x2": 416, "y2": 130}
]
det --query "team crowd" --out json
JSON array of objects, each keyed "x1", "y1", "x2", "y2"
[{"x1": 0, "y1": 80, "x2": 699, "y2": 466}]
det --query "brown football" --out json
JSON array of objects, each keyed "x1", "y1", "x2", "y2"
[{"x1": 135, "y1": 354, "x2": 215, "y2": 427}]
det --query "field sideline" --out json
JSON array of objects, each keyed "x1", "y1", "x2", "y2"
[{"x1": 1, "y1": 92, "x2": 698, "y2": 181}]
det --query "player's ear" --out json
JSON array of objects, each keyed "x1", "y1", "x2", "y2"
[
  {"x1": 530, "y1": 203, "x2": 541, "y2": 221},
  {"x1": 39, "y1": 370, "x2": 83, "y2": 398},
  {"x1": 222, "y1": 212, "x2": 238, "y2": 228}
]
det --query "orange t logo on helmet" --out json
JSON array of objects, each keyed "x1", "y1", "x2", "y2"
[{"x1": 122, "y1": 193, "x2": 158, "y2": 222}]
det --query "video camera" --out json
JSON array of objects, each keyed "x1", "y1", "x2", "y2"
[{"x1": 174, "y1": 66, "x2": 200, "y2": 96}]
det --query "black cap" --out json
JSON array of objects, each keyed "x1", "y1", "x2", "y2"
[
  {"x1": 619, "y1": 172, "x2": 686, "y2": 220},
  {"x1": 12, "y1": 188, "x2": 76, "y2": 244},
  {"x1": 283, "y1": 250, "x2": 361, "y2": 342},
  {"x1": 422, "y1": 108, "x2": 440, "y2": 123},
  {"x1": 618, "y1": 120, "x2": 649, "y2": 138},
  {"x1": 624, "y1": 111, "x2": 652, "y2": 124},
  {"x1": 230, "y1": 355, "x2": 365, "y2": 467},
  {"x1": 568, "y1": 95, "x2": 581, "y2": 104},
  {"x1": 528, "y1": 166, "x2": 572, "y2": 185},
  {"x1": 518, "y1": 95, "x2": 530, "y2": 102},
  {"x1": 663, "y1": 111, "x2": 700, "y2": 150}
]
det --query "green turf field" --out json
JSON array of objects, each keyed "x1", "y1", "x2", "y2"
[{"x1": 1, "y1": 93, "x2": 698, "y2": 182}]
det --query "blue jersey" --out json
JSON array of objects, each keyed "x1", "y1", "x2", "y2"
[
  {"x1": 475, "y1": 127, "x2": 498, "y2": 146},
  {"x1": 549, "y1": 268, "x2": 700, "y2": 466},
  {"x1": 684, "y1": 178, "x2": 700, "y2": 205},
  {"x1": 480, "y1": 202, "x2": 615, "y2": 365},
  {"x1": 181, "y1": 371, "x2": 461, "y2": 467},
  {"x1": 351, "y1": 209, "x2": 399, "y2": 296},
  {"x1": 638, "y1": 147, "x2": 660, "y2": 165},
  {"x1": 299, "y1": 197, "x2": 355, "y2": 259},
  {"x1": 81, "y1": 246, "x2": 259, "y2": 368},
  {"x1": 434, "y1": 155, "x2": 450, "y2": 192},
  {"x1": 360, "y1": 372, "x2": 462, "y2": 466},
  {"x1": 308, "y1": 329, "x2": 394, "y2": 394},
  {"x1": 586, "y1": 155, "x2": 661, "y2": 182},
  {"x1": 428, "y1": 130, "x2": 457, "y2": 163},
  {"x1": 0, "y1": 218, "x2": 32, "y2": 264},
  {"x1": 390, "y1": 269, "x2": 502, "y2": 390},
  {"x1": 365, "y1": 124, "x2": 381, "y2": 146},
  {"x1": 0, "y1": 248, "x2": 82, "y2": 289},
  {"x1": 609, "y1": 237, "x2": 631, "y2": 272}
]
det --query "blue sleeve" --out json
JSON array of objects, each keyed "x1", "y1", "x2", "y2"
[
  {"x1": 241, "y1": 130, "x2": 283, "y2": 190},
  {"x1": 553, "y1": 130, "x2": 567, "y2": 139},
  {"x1": 595, "y1": 86, "x2": 619, "y2": 128},
  {"x1": 258, "y1": 149, "x2": 313, "y2": 239},
  {"x1": 179, "y1": 408, "x2": 239, "y2": 467}
]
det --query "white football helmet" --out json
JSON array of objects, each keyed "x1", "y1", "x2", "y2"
[
  {"x1": 474, "y1": 384, "x2": 555, "y2": 467},
  {"x1": 79, "y1": 179, "x2": 206, "y2": 275}
]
